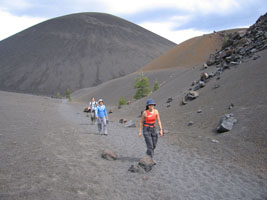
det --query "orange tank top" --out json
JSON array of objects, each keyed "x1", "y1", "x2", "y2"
[{"x1": 144, "y1": 110, "x2": 157, "y2": 127}]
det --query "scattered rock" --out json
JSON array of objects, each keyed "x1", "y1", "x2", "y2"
[
  {"x1": 124, "y1": 120, "x2": 136, "y2": 128},
  {"x1": 187, "y1": 91, "x2": 199, "y2": 100},
  {"x1": 138, "y1": 156, "x2": 155, "y2": 172},
  {"x1": 191, "y1": 80, "x2": 197, "y2": 86},
  {"x1": 211, "y1": 139, "x2": 219, "y2": 143},
  {"x1": 119, "y1": 118, "x2": 127, "y2": 123},
  {"x1": 166, "y1": 97, "x2": 173, "y2": 103},
  {"x1": 253, "y1": 55, "x2": 261, "y2": 60},
  {"x1": 181, "y1": 97, "x2": 188, "y2": 105},
  {"x1": 214, "y1": 84, "x2": 220, "y2": 89},
  {"x1": 230, "y1": 61, "x2": 240, "y2": 65},
  {"x1": 217, "y1": 113, "x2": 237, "y2": 133},
  {"x1": 200, "y1": 72, "x2": 209, "y2": 81},
  {"x1": 194, "y1": 81, "x2": 205, "y2": 90},
  {"x1": 182, "y1": 91, "x2": 199, "y2": 105},
  {"x1": 206, "y1": 13, "x2": 267, "y2": 69},
  {"x1": 206, "y1": 54, "x2": 216, "y2": 66},
  {"x1": 101, "y1": 149, "x2": 118, "y2": 161},
  {"x1": 203, "y1": 63, "x2": 208, "y2": 69},
  {"x1": 128, "y1": 165, "x2": 144, "y2": 173},
  {"x1": 188, "y1": 121, "x2": 194, "y2": 126},
  {"x1": 197, "y1": 109, "x2": 202, "y2": 113},
  {"x1": 128, "y1": 156, "x2": 155, "y2": 173},
  {"x1": 228, "y1": 103, "x2": 234, "y2": 110}
]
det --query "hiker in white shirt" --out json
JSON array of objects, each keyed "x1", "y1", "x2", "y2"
[{"x1": 88, "y1": 97, "x2": 97, "y2": 124}]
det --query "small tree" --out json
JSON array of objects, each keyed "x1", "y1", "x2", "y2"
[
  {"x1": 66, "y1": 88, "x2": 72, "y2": 102},
  {"x1": 119, "y1": 97, "x2": 127, "y2": 106},
  {"x1": 56, "y1": 92, "x2": 61, "y2": 98},
  {"x1": 134, "y1": 73, "x2": 151, "y2": 99},
  {"x1": 153, "y1": 80, "x2": 160, "y2": 92}
]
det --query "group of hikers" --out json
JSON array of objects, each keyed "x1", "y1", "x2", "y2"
[
  {"x1": 88, "y1": 97, "x2": 108, "y2": 135},
  {"x1": 87, "y1": 97, "x2": 163, "y2": 162}
]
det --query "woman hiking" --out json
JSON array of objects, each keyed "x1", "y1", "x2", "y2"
[
  {"x1": 95, "y1": 99, "x2": 108, "y2": 135},
  {"x1": 138, "y1": 99, "x2": 163, "y2": 162}
]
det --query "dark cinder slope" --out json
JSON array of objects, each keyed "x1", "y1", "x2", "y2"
[{"x1": 0, "y1": 12, "x2": 175, "y2": 96}]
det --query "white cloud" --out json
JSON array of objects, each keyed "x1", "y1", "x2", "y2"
[
  {"x1": 0, "y1": 10, "x2": 46, "y2": 41},
  {"x1": 1, "y1": 0, "x2": 33, "y2": 11},
  {"x1": 139, "y1": 20, "x2": 207, "y2": 44},
  {"x1": 101, "y1": 0, "x2": 240, "y2": 15},
  {"x1": 0, "y1": 0, "x2": 255, "y2": 42}
]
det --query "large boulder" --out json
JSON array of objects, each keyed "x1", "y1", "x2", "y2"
[
  {"x1": 187, "y1": 91, "x2": 199, "y2": 100},
  {"x1": 206, "y1": 54, "x2": 216, "y2": 66},
  {"x1": 217, "y1": 113, "x2": 237, "y2": 133},
  {"x1": 101, "y1": 149, "x2": 118, "y2": 160},
  {"x1": 128, "y1": 156, "x2": 155, "y2": 173}
]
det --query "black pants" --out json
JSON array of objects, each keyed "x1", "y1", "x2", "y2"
[
  {"x1": 143, "y1": 126, "x2": 158, "y2": 158},
  {"x1": 90, "y1": 110, "x2": 96, "y2": 123}
]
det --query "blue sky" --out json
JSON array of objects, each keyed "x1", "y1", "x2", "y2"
[{"x1": 0, "y1": 0, "x2": 266, "y2": 44}]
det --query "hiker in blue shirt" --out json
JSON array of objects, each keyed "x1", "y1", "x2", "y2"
[{"x1": 95, "y1": 99, "x2": 108, "y2": 135}]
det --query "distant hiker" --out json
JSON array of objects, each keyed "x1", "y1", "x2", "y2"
[
  {"x1": 95, "y1": 99, "x2": 108, "y2": 135},
  {"x1": 88, "y1": 97, "x2": 97, "y2": 124},
  {"x1": 139, "y1": 99, "x2": 163, "y2": 162}
]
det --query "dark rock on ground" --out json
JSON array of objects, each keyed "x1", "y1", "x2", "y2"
[
  {"x1": 138, "y1": 156, "x2": 155, "y2": 172},
  {"x1": 217, "y1": 114, "x2": 237, "y2": 133},
  {"x1": 188, "y1": 121, "x2": 194, "y2": 126},
  {"x1": 129, "y1": 156, "x2": 155, "y2": 173},
  {"x1": 101, "y1": 149, "x2": 118, "y2": 160},
  {"x1": 125, "y1": 120, "x2": 136, "y2": 128},
  {"x1": 119, "y1": 118, "x2": 127, "y2": 123},
  {"x1": 166, "y1": 97, "x2": 173, "y2": 103}
]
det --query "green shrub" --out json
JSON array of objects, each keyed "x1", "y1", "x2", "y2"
[
  {"x1": 56, "y1": 92, "x2": 61, "y2": 98},
  {"x1": 66, "y1": 88, "x2": 72, "y2": 102},
  {"x1": 153, "y1": 80, "x2": 160, "y2": 91},
  {"x1": 134, "y1": 73, "x2": 151, "y2": 99},
  {"x1": 119, "y1": 97, "x2": 127, "y2": 106}
]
